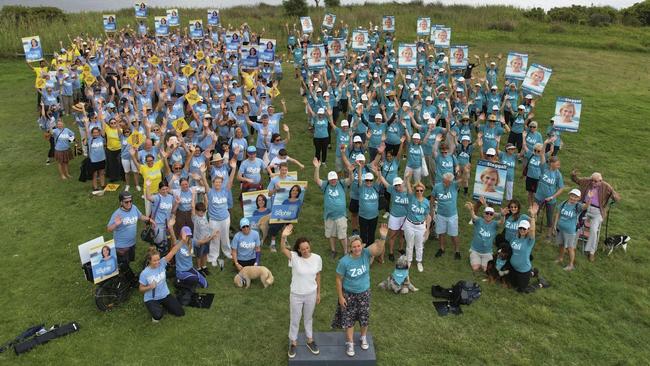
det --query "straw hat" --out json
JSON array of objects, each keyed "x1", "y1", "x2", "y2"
[{"x1": 72, "y1": 102, "x2": 85, "y2": 112}]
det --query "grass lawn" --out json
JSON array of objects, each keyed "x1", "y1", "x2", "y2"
[{"x1": 1, "y1": 7, "x2": 650, "y2": 365}]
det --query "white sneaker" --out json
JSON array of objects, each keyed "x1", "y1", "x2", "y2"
[
  {"x1": 124, "y1": 185, "x2": 130, "y2": 191},
  {"x1": 346, "y1": 342, "x2": 355, "y2": 357},
  {"x1": 360, "y1": 336, "x2": 369, "y2": 350},
  {"x1": 151, "y1": 317, "x2": 159, "y2": 323},
  {"x1": 417, "y1": 262, "x2": 424, "y2": 272},
  {"x1": 468, "y1": 219, "x2": 473, "y2": 225},
  {"x1": 136, "y1": 185, "x2": 142, "y2": 191},
  {"x1": 383, "y1": 212, "x2": 389, "y2": 219},
  {"x1": 270, "y1": 244, "x2": 277, "y2": 253}
]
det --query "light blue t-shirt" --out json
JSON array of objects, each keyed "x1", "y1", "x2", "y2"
[
  {"x1": 526, "y1": 155, "x2": 543, "y2": 180},
  {"x1": 535, "y1": 166, "x2": 564, "y2": 204},
  {"x1": 139, "y1": 258, "x2": 170, "y2": 302},
  {"x1": 53, "y1": 128, "x2": 74, "y2": 151},
  {"x1": 175, "y1": 241, "x2": 194, "y2": 272},
  {"x1": 239, "y1": 158, "x2": 266, "y2": 185},
  {"x1": 321, "y1": 181, "x2": 347, "y2": 220},
  {"x1": 175, "y1": 188, "x2": 193, "y2": 212},
  {"x1": 152, "y1": 194, "x2": 174, "y2": 225},
  {"x1": 406, "y1": 142, "x2": 423, "y2": 169},
  {"x1": 358, "y1": 182, "x2": 380, "y2": 219},
  {"x1": 387, "y1": 186, "x2": 408, "y2": 218},
  {"x1": 470, "y1": 217, "x2": 498, "y2": 254},
  {"x1": 232, "y1": 230, "x2": 261, "y2": 261},
  {"x1": 336, "y1": 247, "x2": 372, "y2": 293},
  {"x1": 499, "y1": 152, "x2": 517, "y2": 182},
  {"x1": 433, "y1": 181, "x2": 458, "y2": 217},
  {"x1": 312, "y1": 116, "x2": 329, "y2": 138},
  {"x1": 88, "y1": 136, "x2": 106, "y2": 163},
  {"x1": 557, "y1": 201, "x2": 581, "y2": 234},
  {"x1": 406, "y1": 194, "x2": 430, "y2": 223},
  {"x1": 207, "y1": 187, "x2": 230, "y2": 221},
  {"x1": 504, "y1": 214, "x2": 529, "y2": 243},
  {"x1": 510, "y1": 236, "x2": 535, "y2": 273},
  {"x1": 108, "y1": 205, "x2": 143, "y2": 249},
  {"x1": 434, "y1": 153, "x2": 457, "y2": 183}
]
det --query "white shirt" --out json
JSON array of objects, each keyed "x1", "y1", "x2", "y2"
[{"x1": 289, "y1": 251, "x2": 322, "y2": 295}]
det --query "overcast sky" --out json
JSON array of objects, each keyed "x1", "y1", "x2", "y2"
[{"x1": 0, "y1": 0, "x2": 640, "y2": 12}]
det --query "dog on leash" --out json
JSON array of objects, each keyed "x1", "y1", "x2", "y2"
[
  {"x1": 604, "y1": 235, "x2": 631, "y2": 256},
  {"x1": 234, "y1": 266, "x2": 274, "y2": 288},
  {"x1": 378, "y1": 255, "x2": 418, "y2": 294}
]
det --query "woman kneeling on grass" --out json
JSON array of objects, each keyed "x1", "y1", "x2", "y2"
[
  {"x1": 332, "y1": 224, "x2": 388, "y2": 357},
  {"x1": 139, "y1": 218, "x2": 185, "y2": 322},
  {"x1": 280, "y1": 224, "x2": 322, "y2": 359},
  {"x1": 508, "y1": 203, "x2": 550, "y2": 293}
]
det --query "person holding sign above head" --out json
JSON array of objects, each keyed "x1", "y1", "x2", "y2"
[
  {"x1": 332, "y1": 224, "x2": 388, "y2": 358},
  {"x1": 140, "y1": 217, "x2": 185, "y2": 323},
  {"x1": 313, "y1": 158, "x2": 351, "y2": 259},
  {"x1": 231, "y1": 217, "x2": 262, "y2": 271}
]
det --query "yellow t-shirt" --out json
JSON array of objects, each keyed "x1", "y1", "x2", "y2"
[
  {"x1": 241, "y1": 70, "x2": 258, "y2": 91},
  {"x1": 33, "y1": 67, "x2": 48, "y2": 79},
  {"x1": 139, "y1": 160, "x2": 164, "y2": 193},
  {"x1": 104, "y1": 126, "x2": 121, "y2": 151}
]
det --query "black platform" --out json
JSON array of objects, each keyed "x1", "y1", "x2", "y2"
[{"x1": 288, "y1": 332, "x2": 376, "y2": 366}]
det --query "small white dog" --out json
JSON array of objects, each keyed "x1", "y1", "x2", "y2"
[{"x1": 234, "y1": 266, "x2": 274, "y2": 288}]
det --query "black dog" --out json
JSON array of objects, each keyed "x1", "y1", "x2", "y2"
[
  {"x1": 486, "y1": 243, "x2": 512, "y2": 286},
  {"x1": 604, "y1": 235, "x2": 631, "y2": 255}
]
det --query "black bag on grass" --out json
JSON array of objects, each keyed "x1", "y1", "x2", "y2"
[{"x1": 452, "y1": 281, "x2": 482, "y2": 305}]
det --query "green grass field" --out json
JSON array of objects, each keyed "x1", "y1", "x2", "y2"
[{"x1": 1, "y1": 4, "x2": 650, "y2": 365}]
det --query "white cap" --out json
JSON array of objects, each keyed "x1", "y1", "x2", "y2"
[
  {"x1": 405, "y1": 74, "x2": 412, "y2": 79},
  {"x1": 341, "y1": 119, "x2": 349, "y2": 127},
  {"x1": 461, "y1": 135, "x2": 471, "y2": 142},
  {"x1": 518, "y1": 104, "x2": 525, "y2": 109},
  {"x1": 490, "y1": 61, "x2": 496, "y2": 66},
  {"x1": 361, "y1": 94, "x2": 368, "y2": 101},
  {"x1": 423, "y1": 112, "x2": 431, "y2": 120},
  {"x1": 353, "y1": 135, "x2": 362, "y2": 143},
  {"x1": 403, "y1": 101, "x2": 411, "y2": 107},
  {"x1": 458, "y1": 76, "x2": 465, "y2": 82},
  {"x1": 323, "y1": 91, "x2": 330, "y2": 97},
  {"x1": 486, "y1": 148, "x2": 496, "y2": 156},
  {"x1": 518, "y1": 220, "x2": 531, "y2": 229},
  {"x1": 317, "y1": 108, "x2": 325, "y2": 114},
  {"x1": 327, "y1": 171, "x2": 338, "y2": 180},
  {"x1": 492, "y1": 105, "x2": 499, "y2": 111},
  {"x1": 409, "y1": 83, "x2": 416, "y2": 90},
  {"x1": 412, "y1": 133, "x2": 421, "y2": 140},
  {"x1": 425, "y1": 96, "x2": 433, "y2": 101},
  {"x1": 455, "y1": 87, "x2": 463, "y2": 92},
  {"x1": 339, "y1": 72, "x2": 345, "y2": 76},
  {"x1": 316, "y1": 87, "x2": 323, "y2": 92},
  {"x1": 356, "y1": 154, "x2": 366, "y2": 162},
  {"x1": 427, "y1": 118, "x2": 436, "y2": 125},
  {"x1": 364, "y1": 172, "x2": 374, "y2": 180},
  {"x1": 346, "y1": 70, "x2": 353, "y2": 74},
  {"x1": 373, "y1": 72, "x2": 378, "y2": 77},
  {"x1": 491, "y1": 85, "x2": 498, "y2": 90},
  {"x1": 414, "y1": 91, "x2": 420, "y2": 96},
  {"x1": 374, "y1": 113, "x2": 382, "y2": 119},
  {"x1": 525, "y1": 94, "x2": 533, "y2": 99},
  {"x1": 355, "y1": 103, "x2": 363, "y2": 108},
  {"x1": 569, "y1": 188, "x2": 582, "y2": 197},
  {"x1": 392, "y1": 177, "x2": 403, "y2": 186},
  {"x1": 313, "y1": 77, "x2": 319, "y2": 82},
  {"x1": 484, "y1": 206, "x2": 495, "y2": 213},
  {"x1": 335, "y1": 59, "x2": 341, "y2": 63}
]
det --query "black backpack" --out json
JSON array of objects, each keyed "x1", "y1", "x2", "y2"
[{"x1": 452, "y1": 281, "x2": 482, "y2": 305}]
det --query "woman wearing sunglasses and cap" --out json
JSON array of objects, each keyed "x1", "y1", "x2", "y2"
[
  {"x1": 508, "y1": 203, "x2": 549, "y2": 292},
  {"x1": 553, "y1": 189, "x2": 589, "y2": 271}
]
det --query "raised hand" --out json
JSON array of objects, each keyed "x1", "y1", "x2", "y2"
[{"x1": 281, "y1": 224, "x2": 294, "y2": 238}]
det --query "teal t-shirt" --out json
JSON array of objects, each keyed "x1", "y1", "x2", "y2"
[
  {"x1": 337, "y1": 248, "x2": 372, "y2": 293},
  {"x1": 387, "y1": 186, "x2": 408, "y2": 218},
  {"x1": 534, "y1": 166, "x2": 564, "y2": 204},
  {"x1": 334, "y1": 128, "x2": 351, "y2": 157},
  {"x1": 406, "y1": 194, "x2": 430, "y2": 223},
  {"x1": 321, "y1": 181, "x2": 347, "y2": 220},
  {"x1": 385, "y1": 122, "x2": 404, "y2": 145},
  {"x1": 406, "y1": 142, "x2": 423, "y2": 169},
  {"x1": 358, "y1": 182, "x2": 380, "y2": 219},
  {"x1": 504, "y1": 214, "x2": 529, "y2": 243},
  {"x1": 557, "y1": 200, "x2": 581, "y2": 234},
  {"x1": 368, "y1": 122, "x2": 386, "y2": 148},
  {"x1": 499, "y1": 151, "x2": 517, "y2": 182},
  {"x1": 381, "y1": 159, "x2": 400, "y2": 186},
  {"x1": 470, "y1": 217, "x2": 498, "y2": 254},
  {"x1": 510, "y1": 236, "x2": 535, "y2": 273},
  {"x1": 312, "y1": 116, "x2": 329, "y2": 138},
  {"x1": 433, "y1": 181, "x2": 458, "y2": 217},
  {"x1": 526, "y1": 155, "x2": 543, "y2": 180},
  {"x1": 434, "y1": 153, "x2": 457, "y2": 183}
]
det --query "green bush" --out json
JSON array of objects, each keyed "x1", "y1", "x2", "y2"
[
  {"x1": 0, "y1": 5, "x2": 66, "y2": 25},
  {"x1": 622, "y1": 0, "x2": 650, "y2": 26},
  {"x1": 523, "y1": 7, "x2": 546, "y2": 22},
  {"x1": 548, "y1": 6, "x2": 581, "y2": 24},
  {"x1": 548, "y1": 23, "x2": 566, "y2": 33},
  {"x1": 283, "y1": 0, "x2": 309, "y2": 17},
  {"x1": 324, "y1": 0, "x2": 340, "y2": 7},
  {"x1": 487, "y1": 20, "x2": 516, "y2": 32},
  {"x1": 588, "y1": 12, "x2": 613, "y2": 27}
]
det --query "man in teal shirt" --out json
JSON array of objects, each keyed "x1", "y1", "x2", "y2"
[{"x1": 314, "y1": 158, "x2": 351, "y2": 259}]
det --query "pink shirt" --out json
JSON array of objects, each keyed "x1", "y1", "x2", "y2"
[{"x1": 589, "y1": 187, "x2": 600, "y2": 207}]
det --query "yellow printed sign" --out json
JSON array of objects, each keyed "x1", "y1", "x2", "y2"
[
  {"x1": 269, "y1": 86, "x2": 281, "y2": 98},
  {"x1": 182, "y1": 65, "x2": 195, "y2": 77},
  {"x1": 127, "y1": 131, "x2": 144, "y2": 148},
  {"x1": 185, "y1": 90, "x2": 201, "y2": 106},
  {"x1": 127, "y1": 66, "x2": 138, "y2": 79},
  {"x1": 103, "y1": 184, "x2": 120, "y2": 192},
  {"x1": 172, "y1": 117, "x2": 189, "y2": 133},
  {"x1": 35, "y1": 78, "x2": 46, "y2": 89},
  {"x1": 82, "y1": 64, "x2": 91, "y2": 73},
  {"x1": 84, "y1": 73, "x2": 97, "y2": 86},
  {"x1": 196, "y1": 50, "x2": 205, "y2": 60},
  {"x1": 148, "y1": 55, "x2": 160, "y2": 65}
]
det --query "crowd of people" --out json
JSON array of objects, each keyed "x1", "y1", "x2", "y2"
[{"x1": 29, "y1": 12, "x2": 621, "y2": 359}]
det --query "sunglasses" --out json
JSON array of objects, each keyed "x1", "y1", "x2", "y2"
[
  {"x1": 173, "y1": 167, "x2": 182, "y2": 170},
  {"x1": 508, "y1": 206, "x2": 518, "y2": 209},
  {"x1": 534, "y1": 149, "x2": 541, "y2": 153},
  {"x1": 415, "y1": 189, "x2": 424, "y2": 193},
  {"x1": 241, "y1": 225, "x2": 250, "y2": 229},
  {"x1": 152, "y1": 129, "x2": 160, "y2": 132},
  {"x1": 122, "y1": 200, "x2": 132, "y2": 204},
  {"x1": 518, "y1": 227, "x2": 528, "y2": 230},
  {"x1": 485, "y1": 212, "x2": 494, "y2": 216}
]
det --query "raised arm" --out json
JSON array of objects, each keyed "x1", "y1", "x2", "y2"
[
  {"x1": 312, "y1": 157, "x2": 323, "y2": 186},
  {"x1": 367, "y1": 223, "x2": 388, "y2": 257}
]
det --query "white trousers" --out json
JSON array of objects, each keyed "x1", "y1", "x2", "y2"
[
  {"x1": 288, "y1": 291, "x2": 317, "y2": 342},
  {"x1": 404, "y1": 219, "x2": 426, "y2": 263},
  {"x1": 207, "y1": 217, "x2": 232, "y2": 263},
  {"x1": 585, "y1": 206, "x2": 603, "y2": 254}
]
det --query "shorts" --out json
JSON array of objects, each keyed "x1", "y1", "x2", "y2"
[
  {"x1": 349, "y1": 198, "x2": 359, "y2": 214},
  {"x1": 194, "y1": 242, "x2": 210, "y2": 257},
  {"x1": 325, "y1": 217, "x2": 348, "y2": 239},
  {"x1": 404, "y1": 166, "x2": 422, "y2": 182},
  {"x1": 469, "y1": 249, "x2": 493, "y2": 268},
  {"x1": 387, "y1": 214, "x2": 406, "y2": 231},
  {"x1": 121, "y1": 158, "x2": 138, "y2": 173},
  {"x1": 525, "y1": 177, "x2": 539, "y2": 193},
  {"x1": 88, "y1": 160, "x2": 106, "y2": 174},
  {"x1": 556, "y1": 231, "x2": 577, "y2": 248},
  {"x1": 435, "y1": 214, "x2": 458, "y2": 236}
]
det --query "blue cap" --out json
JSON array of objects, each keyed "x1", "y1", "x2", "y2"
[
  {"x1": 239, "y1": 217, "x2": 250, "y2": 228},
  {"x1": 180, "y1": 226, "x2": 192, "y2": 236},
  {"x1": 246, "y1": 146, "x2": 257, "y2": 153}
]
